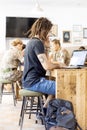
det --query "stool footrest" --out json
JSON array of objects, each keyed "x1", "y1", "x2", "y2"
[
  {"x1": 1, "y1": 92, "x2": 14, "y2": 95},
  {"x1": 19, "y1": 94, "x2": 44, "y2": 130},
  {"x1": 0, "y1": 82, "x2": 17, "y2": 106}
]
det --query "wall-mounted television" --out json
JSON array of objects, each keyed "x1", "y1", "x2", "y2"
[{"x1": 6, "y1": 17, "x2": 38, "y2": 38}]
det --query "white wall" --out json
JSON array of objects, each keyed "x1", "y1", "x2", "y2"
[{"x1": 0, "y1": 3, "x2": 87, "y2": 54}]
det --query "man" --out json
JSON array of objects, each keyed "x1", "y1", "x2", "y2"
[
  {"x1": 49, "y1": 39, "x2": 70, "y2": 65},
  {"x1": 22, "y1": 17, "x2": 65, "y2": 115}
]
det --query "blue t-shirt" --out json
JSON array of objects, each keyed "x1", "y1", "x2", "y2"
[{"x1": 22, "y1": 37, "x2": 46, "y2": 88}]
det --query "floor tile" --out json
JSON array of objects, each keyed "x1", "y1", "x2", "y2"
[{"x1": 0, "y1": 95, "x2": 45, "y2": 130}]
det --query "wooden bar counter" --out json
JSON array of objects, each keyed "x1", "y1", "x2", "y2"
[{"x1": 50, "y1": 68, "x2": 87, "y2": 130}]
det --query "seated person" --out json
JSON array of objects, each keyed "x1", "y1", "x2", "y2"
[
  {"x1": 19, "y1": 44, "x2": 26, "y2": 66},
  {"x1": 22, "y1": 17, "x2": 66, "y2": 116},
  {"x1": 49, "y1": 39, "x2": 70, "y2": 65},
  {"x1": 79, "y1": 46, "x2": 86, "y2": 50},
  {"x1": 79, "y1": 46, "x2": 87, "y2": 65},
  {"x1": 0, "y1": 38, "x2": 25, "y2": 87}
]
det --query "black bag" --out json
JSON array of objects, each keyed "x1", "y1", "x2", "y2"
[
  {"x1": 49, "y1": 126, "x2": 68, "y2": 130},
  {"x1": 45, "y1": 99, "x2": 82, "y2": 130}
]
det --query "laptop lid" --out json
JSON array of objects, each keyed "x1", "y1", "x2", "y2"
[{"x1": 69, "y1": 50, "x2": 87, "y2": 66}]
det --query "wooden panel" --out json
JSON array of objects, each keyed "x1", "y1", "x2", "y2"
[
  {"x1": 56, "y1": 69, "x2": 76, "y2": 113},
  {"x1": 51, "y1": 68, "x2": 87, "y2": 130},
  {"x1": 76, "y1": 70, "x2": 87, "y2": 130}
]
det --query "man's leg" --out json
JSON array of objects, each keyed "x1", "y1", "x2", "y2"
[{"x1": 43, "y1": 94, "x2": 55, "y2": 108}]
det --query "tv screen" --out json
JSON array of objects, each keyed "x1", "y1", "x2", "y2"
[{"x1": 6, "y1": 17, "x2": 38, "y2": 38}]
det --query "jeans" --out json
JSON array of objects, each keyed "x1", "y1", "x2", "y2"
[{"x1": 25, "y1": 77, "x2": 55, "y2": 95}]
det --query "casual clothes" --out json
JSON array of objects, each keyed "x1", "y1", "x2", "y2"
[
  {"x1": 22, "y1": 37, "x2": 55, "y2": 95},
  {"x1": 50, "y1": 48, "x2": 70, "y2": 65},
  {"x1": 25, "y1": 77, "x2": 55, "y2": 95},
  {"x1": 0, "y1": 47, "x2": 23, "y2": 82}
]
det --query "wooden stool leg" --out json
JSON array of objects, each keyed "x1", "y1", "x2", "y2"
[
  {"x1": 38, "y1": 96, "x2": 45, "y2": 125},
  {"x1": 0, "y1": 83, "x2": 3, "y2": 103},
  {"x1": 19, "y1": 96, "x2": 27, "y2": 130},
  {"x1": 12, "y1": 83, "x2": 16, "y2": 106},
  {"x1": 28, "y1": 97, "x2": 34, "y2": 119},
  {"x1": 19, "y1": 92, "x2": 44, "y2": 130}
]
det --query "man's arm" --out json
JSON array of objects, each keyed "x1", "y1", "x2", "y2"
[{"x1": 37, "y1": 53, "x2": 65, "y2": 70}]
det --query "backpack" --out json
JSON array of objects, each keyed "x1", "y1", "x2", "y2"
[
  {"x1": 45, "y1": 99, "x2": 82, "y2": 130},
  {"x1": 49, "y1": 126, "x2": 68, "y2": 130}
]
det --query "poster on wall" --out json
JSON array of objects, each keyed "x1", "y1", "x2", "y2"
[
  {"x1": 51, "y1": 24, "x2": 58, "y2": 36},
  {"x1": 73, "y1": 37, "x2": 82, "y2": 44},
  {"x1": 73, "y1": 25, "x2": 82, "y2": 32},
  {"x1": 63, "y1": 31, "x2": 71, "y2": 43},
  {"x1": 72, "y1": 25, "x2": 83, "y2": 44},
  {"x1": 83, "y1": 28, "x2": 87, "y2": 38}
]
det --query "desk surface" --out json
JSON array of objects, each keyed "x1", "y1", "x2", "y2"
[{"x1": 50, "y1": 68, "x2": 87, "y2": 130}]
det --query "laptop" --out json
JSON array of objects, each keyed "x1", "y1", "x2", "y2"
[{"x1": 64, "y1": 49, "x2": 87, "y2": 69}]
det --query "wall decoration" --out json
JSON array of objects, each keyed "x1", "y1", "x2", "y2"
[
  {"x1": 72, "y1": 25, "x2": 83, "y2": 44},
  {"x1": 73, "y1": 37, "x2": 82, "y2": 44},
  {"x1": 73, "y1": 25, "x2": 82, "y2": 32},
  {"x1": 51, "y1": 24, "x2": 58, "y2": 36},
  {"x1": 83, "y1": 28, "x2": 87, "y2": 38},
  {"x1": 63, "y1": 31, "x2": 71, "y2": 43}
]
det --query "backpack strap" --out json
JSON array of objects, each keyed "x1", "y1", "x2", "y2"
[{"x1": 76, "y1": 121, "x2": 82, "y2": 130}]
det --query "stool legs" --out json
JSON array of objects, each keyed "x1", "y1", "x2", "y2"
[
  {"x1": 12, "y1": 83, "x2": 17, "y2": 106},
  {"x1": 28, "y1": 97, "x2": 34, "y2": 119},
  {"x1": 19, "y1": 95, "x2": 44, "y2": 130},
  {"x1": 36, "y1": 96, "x2": 46, "y2": 125},
  {"x1": 0, "y1": 83, "x2": 17, "y2": 106},
  {"x1": 19, "y1": 96, "x2": 26, "y2": 130},
  {"x1": 0, "y1": 83, "x2": 3, "y2": 103}
]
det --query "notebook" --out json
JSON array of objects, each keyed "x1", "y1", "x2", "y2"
[{"x1": 64, "y1": 49, "x2": 87, "y2": 69}]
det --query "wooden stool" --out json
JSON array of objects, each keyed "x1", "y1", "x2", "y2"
[
  {"x1": 19, "y1": 89, "x2": 44, "y2": 130},
  {"x1": 0, "y1": 80, "x2": 17, "y2": 106}
]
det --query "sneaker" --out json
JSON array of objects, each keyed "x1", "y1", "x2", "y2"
[
  {"x1": 36, "y1": 112, "x2": 45, "y2": 125},
  {"x1": 36, "y1": 112, "x2": 44, "y2": 120}
]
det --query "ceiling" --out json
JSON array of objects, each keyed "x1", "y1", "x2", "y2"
[
  {"x1": 1, "y1": 0, "x2": 87, "y2": 8},
  {"x1": 35, "y1": 0, "x2": 87, "y2": 8}
]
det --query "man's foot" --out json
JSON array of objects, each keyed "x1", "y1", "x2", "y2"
[{"x1": 36, "y1": 112, "x2": 43, "y2": 119}]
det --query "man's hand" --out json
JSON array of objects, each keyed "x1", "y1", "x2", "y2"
[{"x1": 58, "y1": 62, "x2": 67, "y2": 68}]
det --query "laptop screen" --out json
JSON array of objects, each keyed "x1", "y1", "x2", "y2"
[{"x1": 69, "y1": 50, "x2": 87, "y2": 66}]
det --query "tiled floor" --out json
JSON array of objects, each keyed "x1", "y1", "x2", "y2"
[{"x1": 0, "y1": 95, "x2": 45, "y2": 130}]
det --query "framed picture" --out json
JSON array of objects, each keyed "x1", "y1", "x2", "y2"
[
  {"x1": 63, "y1": 31, "x2": 71, "y2": 43},
  {"x1": 73, "y1": 37, "x2": 82, "y2": 44},
  {"x1": 51, "y1": 24, "x2": 58, "y2": 36},
  {"x1": 73, "y1": 25, "x2": 82, "y2": 32},
  {"x1": 83, "y1": 28, "x2": 87, "y2": 38}
]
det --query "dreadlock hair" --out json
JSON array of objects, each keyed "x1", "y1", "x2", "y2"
[{"x1": 27, "y1": 17, "x2": 53, "y2": 41}]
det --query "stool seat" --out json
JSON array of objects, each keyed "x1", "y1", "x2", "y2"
[
  {"x1": 19, "y1": 89, "x2": 43, "y2": 96},
  {"x1": 0, "y1": 79, "x2": 14, "y2": 84}
]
